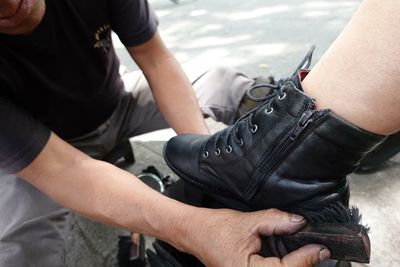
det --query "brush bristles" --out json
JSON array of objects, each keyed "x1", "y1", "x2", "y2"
[{"x1": 289, "y1": 201, "x2": 368, "y2": 229}]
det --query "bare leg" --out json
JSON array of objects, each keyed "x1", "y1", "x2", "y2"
[{"x1": 302, "y1": 0, "x2": 400, "y2": 135}]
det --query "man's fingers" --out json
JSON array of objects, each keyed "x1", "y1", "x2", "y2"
[
  {"x1": 281, "y1": 244, "x2": 330, "y2": 267},
  {"x1": 249, "y1": 244, "x2": 330, "y2": 267},
  {"x1": 256, "y1": 209, "x2": 307, "y2": 236}
]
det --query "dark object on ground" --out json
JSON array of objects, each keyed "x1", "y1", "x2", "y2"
[
  {"x1": 281, "y1": 223, "x2": 370, "y2": 263},
  {"x1": 137, "y1": 165, "x2": 178, "y2": 193},
  {"x1": 356, "y1": 132, "x2": 400, "y2": 173},
  {"x1": 103, "y1": 140, "x2": 135, "y2": 164},
  {"x1": 118, "y1": 234, "x2": 146, "y2": 267},
  {"x1": 137, "y1": 166, "x2": 165, "y2": 193},
  {"x1": 147, "y1": 240, "x2": 200, "y2": 267}
]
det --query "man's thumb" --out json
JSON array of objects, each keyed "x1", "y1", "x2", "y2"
[{"x1": 281, "y1": 244, "x2": 330, "y2": 267}]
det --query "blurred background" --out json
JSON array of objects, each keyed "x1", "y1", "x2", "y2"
[{"x1": 115, "y1": 0, "x2": 360, "y2": 78}]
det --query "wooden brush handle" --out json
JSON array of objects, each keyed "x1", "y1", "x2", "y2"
[{"x1": 281, "y1": 223, "x2": 370, "y2": 263}]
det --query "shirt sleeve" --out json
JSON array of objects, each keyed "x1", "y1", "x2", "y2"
[
  {"x1": 0, "y1": 97, "x2": 50, "y2": 175},
  {"x1": 110, "y1": 0, "x2": 159, "y2": 47}
]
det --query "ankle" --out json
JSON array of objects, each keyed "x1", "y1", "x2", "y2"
[{"x1": 301, "y1": 74, "x2": 393, "y2": 136}]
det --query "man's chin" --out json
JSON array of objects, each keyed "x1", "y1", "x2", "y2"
[{"x1": 0, "y1": 0, "x2": 45, "y2": 35}]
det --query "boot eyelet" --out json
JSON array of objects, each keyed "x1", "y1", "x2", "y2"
[
  {"x1": 215, "y1": 148, "x2": 221, "y2": 156},
  {"x1": 226, "y1": 145, "x2": 233, "y2": 153},
  {"x1": 265, "y1": 107, "x2": 274, "y2": 114},
  {"x1": 239, "y1": 138, "x2": 244, "y2": 146},
  {"x1": 251, "y1": 124, "x2": 258, "y2": 133},
  {"x1": 203, "y1": 151, "x2": 209, "y2": 158},
  {"x1": 278, "y1": 92, "x2": 287, "y2": 100}
]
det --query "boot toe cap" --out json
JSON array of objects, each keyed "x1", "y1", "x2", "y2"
[{"x1": 163, "y1": 134, "x2": 208, "y2": 179}]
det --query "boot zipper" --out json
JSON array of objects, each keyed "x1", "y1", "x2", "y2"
[
  {"x1": 244, "y1": 108, "x2": 329, "y2": 200},
  {"x1": 290, "y1": 110, "x2": 314, "y2": 141}
]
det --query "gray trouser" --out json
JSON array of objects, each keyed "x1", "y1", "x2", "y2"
[{"x1": 0, "y1": 66, "x2": 253, "y2": 267}]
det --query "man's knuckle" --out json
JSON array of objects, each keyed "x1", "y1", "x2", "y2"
[{"x1": 264, "y1": 208, "x2": 286, "y2": 220}]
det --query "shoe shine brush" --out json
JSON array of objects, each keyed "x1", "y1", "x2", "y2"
[{"x1": 263, "y1": 203, "x2": 371, "y2": 263}]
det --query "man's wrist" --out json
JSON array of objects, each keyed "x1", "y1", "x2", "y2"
[{"x1": 161, "y1": 205, "x2": 209, "y2": 255}]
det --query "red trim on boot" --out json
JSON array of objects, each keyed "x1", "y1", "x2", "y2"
[{"x1": 298, "y1": 69, "x2": 310, "y2": 81}]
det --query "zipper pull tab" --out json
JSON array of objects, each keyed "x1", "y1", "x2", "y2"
[{"x1": 290, "y1": 110, "x2": 314, "y2": 141}]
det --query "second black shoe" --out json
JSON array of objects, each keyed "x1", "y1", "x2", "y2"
[{"x1": 164, "y1": 73, "x2": 386, "y2": 223}]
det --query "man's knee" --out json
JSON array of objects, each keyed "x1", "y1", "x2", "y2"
[
  {"x1": 199, "y1": 65, "x2": 249, "y2": 87},
  {"x1": 205, "y1": 65, "x2": 241, "y2": 79},
  {"x1": 0, "y1": 176, "x2": 68, "y2": 267},
  {"x1": 192, "y1": 66, "x2": 254, "y2": 125}
]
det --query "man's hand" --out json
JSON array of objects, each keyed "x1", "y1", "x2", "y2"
[{"x1": 185, "y1": 208, "x2": 330, "y2": 267}]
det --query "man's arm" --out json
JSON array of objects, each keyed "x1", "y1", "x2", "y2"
[
  {"x1": 17, "y1": 132, "x2": 193, "y2": 248},
  {"x1": 17, "y1": 132, "x2": 328, "y2": 267},
  {"x1": 127, "y1": 31, "x2": 209, "y2": 135}
]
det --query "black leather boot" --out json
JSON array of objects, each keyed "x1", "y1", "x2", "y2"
[
  {"x1": 356, "y1": 131, "x2": 400, "y2": 173},
  {"x1": 164, "y1": 71, "x2": 386, "y2": 223}
]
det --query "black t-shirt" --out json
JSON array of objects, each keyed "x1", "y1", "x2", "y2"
[{"x1": 0, "y1": 0, "x2": 158, "y2": 174}]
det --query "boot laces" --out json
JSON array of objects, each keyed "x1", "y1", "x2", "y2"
[
  {"x1": 203, "y1": 45, "x2": 316, "y2": 158},
  {"x1": 246, "y1": 44, "x2": 315, "y2": 102}
]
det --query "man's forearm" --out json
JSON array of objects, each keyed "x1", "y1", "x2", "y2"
[
  {"x1": 49, "y1": 159, "x2": 193, "y2": 241},
  {"x1": 128, "y1": 32, "x2": 209, "y2": 135},
  {"x1": 144, "y1": 55, "x2": 209, "y2": 134},
  {"x1": 18, "y1": 133, "x2": 197, "y2": 251}
]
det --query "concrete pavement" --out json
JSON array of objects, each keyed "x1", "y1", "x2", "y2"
[{"x1": 66, "y1": 0, "x2": 400, "y2": 266}]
